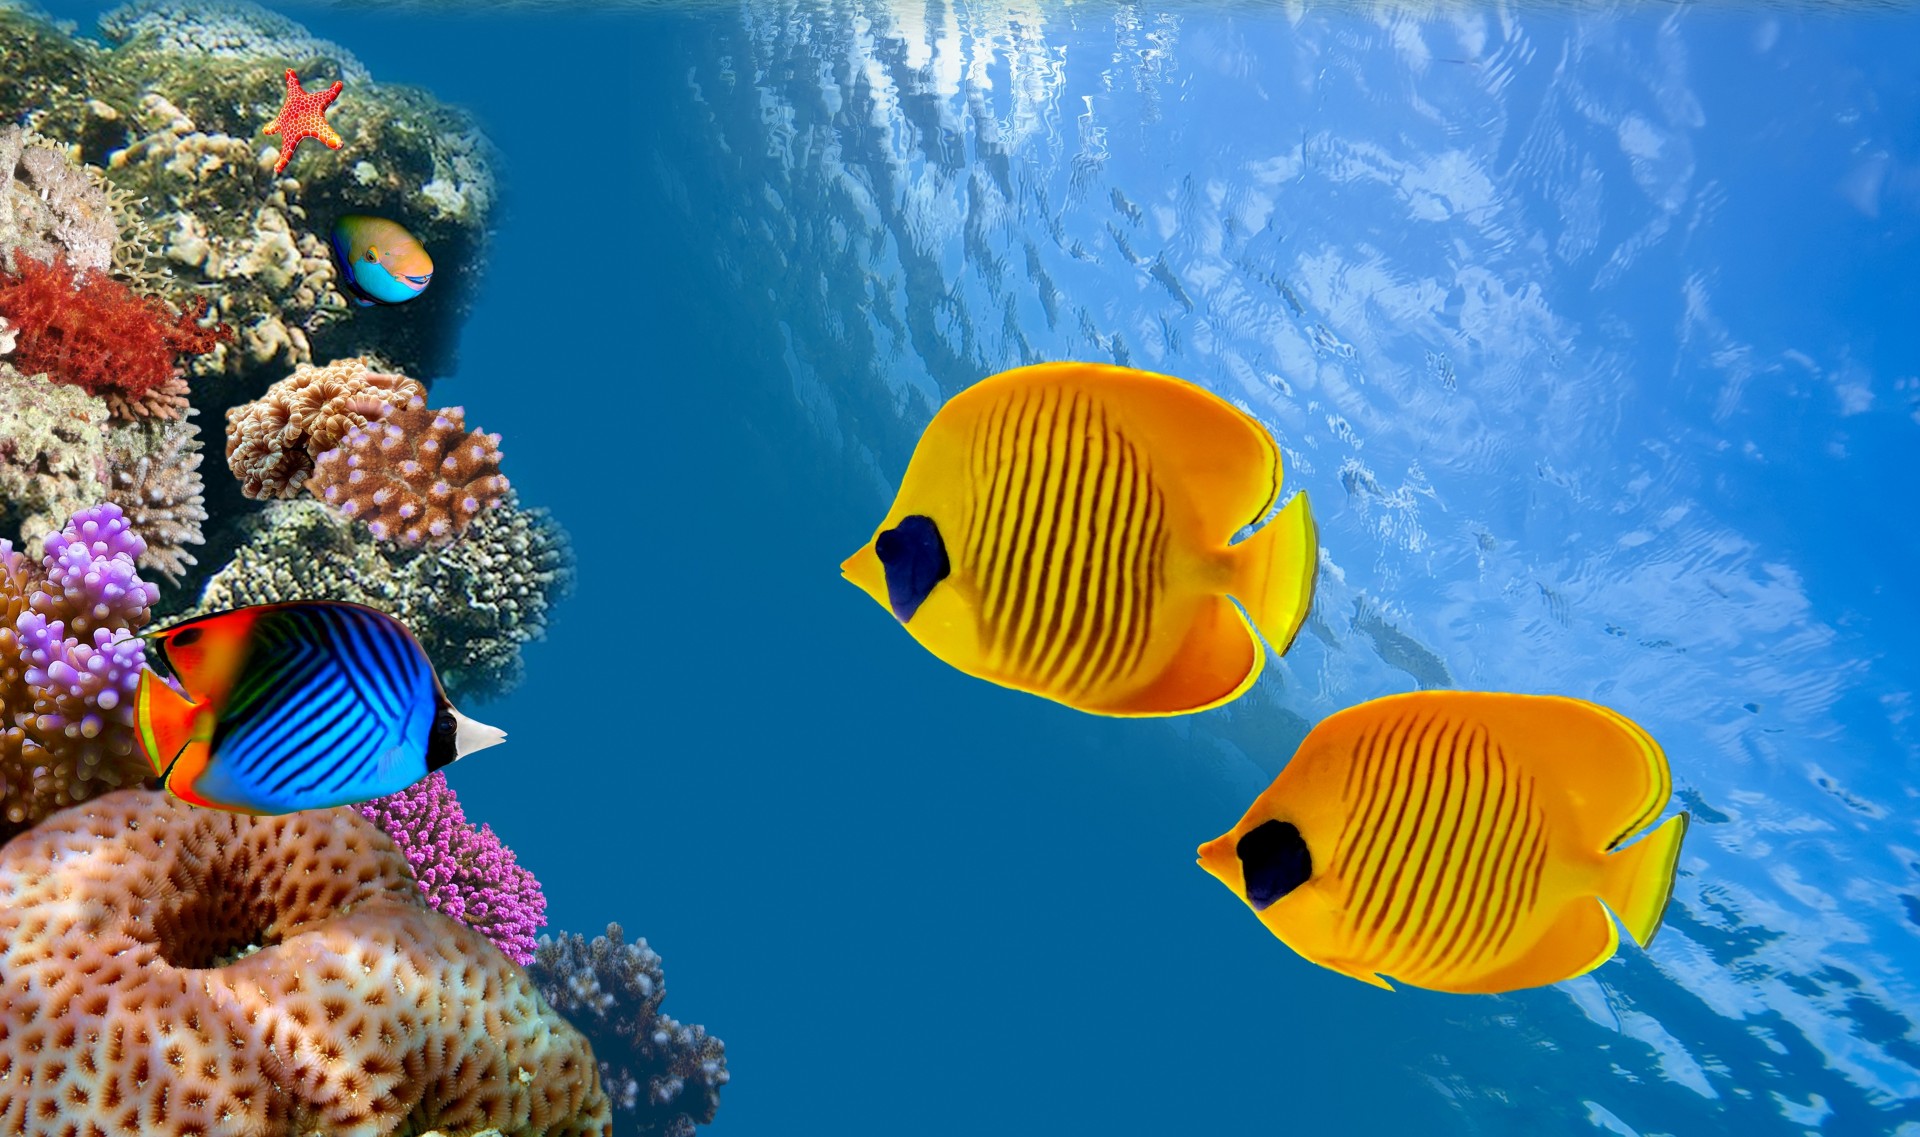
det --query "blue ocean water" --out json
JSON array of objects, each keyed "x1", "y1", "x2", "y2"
[{"x1": 28, "y1": 0, "x2": 1920, "y2": 1133}]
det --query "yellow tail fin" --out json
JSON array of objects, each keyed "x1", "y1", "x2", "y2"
[
  {"x1": 1229, "y1": 491, "x2": 1318, "y2": 656},
  {"x1": 1598, "y1": 812, "x2": 1689, "y2": 947}
]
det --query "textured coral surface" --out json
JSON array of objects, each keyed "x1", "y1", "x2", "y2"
[
  {"x1": 0, "y1": 505, "x2": 155, "y2": 834},
  {"x1": 0, "y1": 363, "x2": 109, "y2": 558},
  {"x1": 192, "y1": 497, "x2": 570, "y2": 701},
  {"x1": 309, "y1": 394, "x2": 509, "y2": 546},
  {"x1": 103, "y1": 409, "x2": 206, "y2": 583},
  {"x1": 0, "y1": 788, "x2": 612, "y2": 1137},
  {"x1": 357, "y1": 771, "x2": 548, "y2": 966},
  {"x1": 225, "y1": 355, "x2": 423, "y2": 499},
  {"x1": 530, "y1": 926, "x2": 729, "y2": 1137},
  {"x1": 0, "y1": 252, "x2": 228, "y2": 419}
]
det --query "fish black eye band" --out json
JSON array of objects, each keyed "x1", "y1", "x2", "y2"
[
  {"x1": 1238, "y1": 820, "x2": 1313, "y2": 910},
  {"x1": 875, "y1": 515, "x2": 951, "y2": 624}
]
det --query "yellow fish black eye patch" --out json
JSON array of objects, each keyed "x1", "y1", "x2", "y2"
[
  {"x1": 1239, "y1": 820, "x2": 1312, "y2": 910},
  {"x1": 874, "y1": 515, "x2": 950, "y2": 623}
]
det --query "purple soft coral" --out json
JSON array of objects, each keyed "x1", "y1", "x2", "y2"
[
  {"x1": 0, "y1": 503, "x2": 157, "y2": 831},
  {"x1": 356, "y1": 771, "x2": 547, "y2": 965}
]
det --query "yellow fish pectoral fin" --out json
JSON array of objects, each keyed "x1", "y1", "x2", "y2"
[
  {"x1": 1450, "y1": 900, "x2": 1621, "y2": 995},
  {"x1": 1097, "y1": 595, "x2": 1260, "y2": 716}
]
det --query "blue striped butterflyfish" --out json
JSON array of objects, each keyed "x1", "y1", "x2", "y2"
[
  {"x1": 329, "y1": 214, "x2": 433, "y2": 307},
  {"x1": 1198, "y1": 691, "x2": 1690, "y2": 994},
  {"x1": 839, "y1": 362, "x2": 1318, "y2": 717},
  {"x1": 132, "y1": 600, "x2": 503, "y2": 815}
]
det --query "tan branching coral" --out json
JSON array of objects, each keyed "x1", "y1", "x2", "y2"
[
  {"x1": 0, "y1": 788, "x2": 612, "y2": 1137},
  {"x1": 0, "y1": 363, "x2": 109, "y2": 557},
  {"x1": 103, "y1": 410, "x2": 206, "y2": 584},
  {"x1": 224, "y1": 355, "x2": 422, "y2": 498},
  {"x1": 309, "y1": 394, "x2": 510, "y2": 546}
]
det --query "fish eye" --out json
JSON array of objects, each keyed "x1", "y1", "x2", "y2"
[
  {"x1": 172, "y1": 627, "x2": 203, "y2": 647},
  {"x1": 1237, "y1": 820, "x2": 1313, "y2": 910}
]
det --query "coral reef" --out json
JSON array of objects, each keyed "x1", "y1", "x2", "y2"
[
  {"x1": 0, "y1": 252, "x2": 230, "y2": 419},
  {"x1": 0, "y1": 504, "x2": 156, "y2": 834},
  {"x1": 0, "y1": 0, "x2": 500, "y2": 379},
  {"x1": 103, "y1": 410, "x2": 207, "y2": 583},
  {"x1": 310, "y1": 393, "x2": 510, "y2": 545},
  {"x1": 0, "y1": 362, "x2": 109, "y2": 557},
  {"x1": 0, "y1": 787, "x2": 612, "y2": 1137},
  {"x1": 357, "y1": 771, "x2": 547, "y2": 966},
  {"x1": 0, "y1": 123, "x2": 118, "y2": 275},
  {"x1": 190, "y1": 495, "x2": 572, "y2": 701},
  {"x1": 224, "y1": 354, "x2": 423, "y2": 498},
  {"x1": 530, "y1": 925, "x2": 729, "y2": 1137}
]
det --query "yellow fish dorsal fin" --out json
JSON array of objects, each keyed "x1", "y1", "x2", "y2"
[{"x1": 982, "y1": 362, "x2": 1286, "y2": 540}]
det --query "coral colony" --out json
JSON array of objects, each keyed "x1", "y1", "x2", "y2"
[{"x1": 0, "y1": 3, "x2": 725, "y2": 1134}]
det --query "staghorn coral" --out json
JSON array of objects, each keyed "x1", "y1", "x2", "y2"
[
  {"x1": 0, "y1": 362, "x2": 110, "y2": 558},
  {"x1": 308, "y1": 393, "x2": 510, "y2": 546},
  {"x1": 0, "y1": 124, "x2": 119, "y2": 275},
  {"x1": 0, "y1": 504, "x2": 156, "y2": 833},
  {"x1": 224, "y1": 354, "x2": 423, "y2": 498},
  {"x1": 189, "y1": 495, "x2": 572, "y2": 701},
  {"x1": 0, "y1": 252, "x2": 230, "y2": 420},
  {"x1": 530, "y1": 925, "x2": 729, "y2": 1137},
  {"x1": 103, "y1": 409, "x2": 207, "y2": 584},
  {"x1": 0, "y1": 787, "x2": 612, "y2": 1137},
  {"x1": 357, "y1": 771, "x2": 548, "y2": 966}
]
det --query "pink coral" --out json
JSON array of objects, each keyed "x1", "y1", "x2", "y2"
[
  {"x1": 357, "y1": 770, "x2": 548, "y2": 966},
  {"x1": 308, "y1": 394, "x2": 510, "y2": 546},
  {"x1": 0, "y1": 787, "x2": 612, "y2": 1136},
  {"x1": 224, "y1": 357, "x2": 424, "y2": 499}
]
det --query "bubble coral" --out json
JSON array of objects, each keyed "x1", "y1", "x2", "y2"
[
  {"x1": 308, "y1": 393, "x2": 510, "y2": 546},
  {"x1": 0, "y1": 503, "x2": 156, "y2": 833},
  {"x1": 0, "y1": 787, "x2": 613, "y2": 1137},
  {"x1": 530, "y1": 924, "x2": 729, "y2": 1137},
  {"x1": 356, "y1": 770, "x2": 547, "y2": 966},
  {"x1": 224, "y1": 355, "x2": 424, "y2": 499},
  {"x1": 0, "y1": 252, "x2": 230, "y2": 421}
]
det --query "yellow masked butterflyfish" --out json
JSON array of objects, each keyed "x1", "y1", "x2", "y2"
[
  {"x1": 1197, "y1": 691, "x2": 1690, "y2": 994},
  {"x1": 840, "y1": 362, "x2": 1318, "y2": 717}
]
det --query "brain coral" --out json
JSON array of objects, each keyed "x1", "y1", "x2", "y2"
[
  {"x1": 225, "y1": 355, "x2": 423, "y2": 499},
  {"x1": 190, "y1": 495, "x2": 571, "y2": 702},
  {"x1": 308, "y1": 394, "x2": 510, "y2": 546},
  {"x1": 0, "y1": 787, "x2": 612, "y2": 1137}
]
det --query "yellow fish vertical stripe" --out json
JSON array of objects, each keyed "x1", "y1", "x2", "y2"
[
  {"x1": 1325, "y1": 708, "x2": 1554, "y2": 986},
  {"x1": 966, "y1": 385, "x2": 1168, "y2": 699}
]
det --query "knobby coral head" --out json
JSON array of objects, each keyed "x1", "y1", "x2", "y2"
[
  {"x1": 0, "y1": 254, "x2": 231, "y2": 420},
  {"x1": 0, "y1": 503, "x2": 156, "y2": 832},
  {"x1": 309, "y1": 394, "x2": 510, "y2": 546}
]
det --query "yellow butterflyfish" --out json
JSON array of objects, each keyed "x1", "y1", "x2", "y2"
[
  {"x1": 840, "y1": 361, "x2": 1317, "y2": 717},
  {"x1": 1198, "y1": 691, "x2": 1689, "y2": 994}
]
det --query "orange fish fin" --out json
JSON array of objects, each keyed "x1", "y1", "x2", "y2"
[
  {"x1": 1598, "y1": 811, "x2": 1688, "y2": 948},
  {"x1": 161, "y1": 739, "x2": 233, "y2": 812},
  {"x1": 1102, "y1": 594, "x2": 1260, "y2": 715},
  {"x1": 1448, "y1": 899, "x2": 1621, "y2": 994},
  {"x1": 1227, "y1": 490, "x2": 1318, "y2": 656},
  {"x1": 135, "y1": 668, "x2": 199, "y2": 778},
  {"x1": 1451, "y1": 693, "x2": 1675, "y2": 854}
]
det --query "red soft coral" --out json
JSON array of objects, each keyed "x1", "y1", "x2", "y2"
[{"x1": 0, "y1": 254, "x2": 230, "y2": 421}]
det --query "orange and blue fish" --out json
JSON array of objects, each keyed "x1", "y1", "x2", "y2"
[
  {"x1": 133, "y1": 600, "x2": 504, "y2": 815},
  {"x1": 330, "y1": 214, "x2": 433, "y2": 306}
]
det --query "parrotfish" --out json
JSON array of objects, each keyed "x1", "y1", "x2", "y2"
[
  {"x1": 1198, "y1": 691, "x2": 1690, "y2": 994},
  {"x1": 330, "y1": 214, "x2": 434, "y2": 306},
  {"x1": 840, "y1": 361, "x2": 1318, "y2": 717},
  {"x1": 133, "y1": 600, "x2": 504, "y2": 815}
]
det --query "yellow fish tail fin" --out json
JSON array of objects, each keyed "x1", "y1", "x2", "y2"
[
  {"x1": 1229, "y1": 490, "x2": 1319, "y2": 656},
  {"x1": 1598, "y1": 812, "x2": 1689, "y2": 948}
]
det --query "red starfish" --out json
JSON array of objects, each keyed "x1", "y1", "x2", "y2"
[{"x1": 263, "y1": 69, "x2": 344, "y2": 175}]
